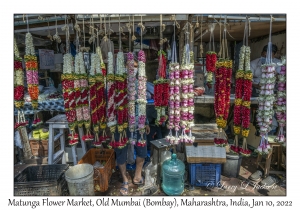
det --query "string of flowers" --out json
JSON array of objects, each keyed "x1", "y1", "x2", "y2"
[
  {"x1": 88, "y1": 53, "x2": 99, "y2": 145},
  {"x1": 107, "y1": 52, "x2": 117, "y2": 149},
  {"x1": 127, "y1": 52, "x2": 136, "y2": 145},
  {"x1": 114, "y1": 51, "x2": 129, "y2": 149},
  {"x1": 231, "y1": 46, "x2": 245, "y2": 154},
  {"x1": 14, "y1": 38, "x2": 28, "y2": 129},
  {"x1": 78, "y1": 52, "x2": 92, "y2": 141},
  {"x1": 205, "y1": 52, "x2": 217, "y2": 88},
  {"x1": 213, "y1": 58, "x2": 231, "y2": 147},
  {"x1": 74, "y1": 54, "x2": 84, "y2": 129},
  {"x1": 179, "y1": 43, "x2": 195, "y2": 144},
  {"x1": 96, "y1": 46, "x2": 108, "y2": 146},
  {"x1": 255, "y1": 50, "x2": 276, "y2": 155},
  {"x1": 239, "y1": 46, "x2": 252, "y2": 156},
  {"x1": 153, "y1": 50, "x2": 169, "y2": 126},
  {"x1": 275, "y1": 57, "x2": 286, "y2": 145},
  {"x1": 136, "y1": 50, "x2": 147, "y2": 147},
  {"x1": 166, "y1": 62, "x2": 181, "y2": 144},
  {"x1": 25, "y1": 32, "x2": 42, "y2": 127},
  {"x1": 61, "y1": 53, "x2": 78, "y2": 145}
]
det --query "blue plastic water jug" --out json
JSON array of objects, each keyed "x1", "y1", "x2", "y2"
[{"x1": 162, "y1": 153, "x2": 185, "y2": 195}]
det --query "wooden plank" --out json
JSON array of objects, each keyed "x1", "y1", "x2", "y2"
[
  {"x1": 192, "y1": 123, "x2": 218, "y2": 132},
  {"x1": 46, "y1": 114, "x2": 68, "y2": 124},
  {"x1": 186, "y1": 157, "x2": 226, "y2": 164},
  {"x1": 185, "y1": 145, "x2": 226, "y2": 164}
]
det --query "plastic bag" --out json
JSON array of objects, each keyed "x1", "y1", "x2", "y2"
[
  {"x1": 14, "y1": 130, "x2": 22, "y2": 148},
  {"x1": 127, "y1": 144, "x2": 135, "y2": 165}
]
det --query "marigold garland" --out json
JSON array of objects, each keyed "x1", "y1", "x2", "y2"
[{"x1": 214, "y1": 58, "x2": 231, "y2": 147}]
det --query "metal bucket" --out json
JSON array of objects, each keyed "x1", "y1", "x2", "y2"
[{"x1": 222, "y1": 153, "x2": 243, "y2": 178}]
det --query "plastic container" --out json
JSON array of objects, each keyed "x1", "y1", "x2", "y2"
[
  {"x1": 65, "y1": 163, "x2": 94, "y2": 196},
  {"x1": 222, "y1": 153, "x2": 242, "y2": 178},
  {"x1": 189, "y1": 163, "x2": 221, "y2": 187},
  {"x1": 14, "y1": 164, "x2": 69, "y2": 196},
  {"x1": 162, "y1": 153, "x2": 185, "y2": 196}
]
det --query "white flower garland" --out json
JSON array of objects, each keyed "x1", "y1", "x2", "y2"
[{"x1": 25, "y1": 33, "x2": 35, "y2": 55}]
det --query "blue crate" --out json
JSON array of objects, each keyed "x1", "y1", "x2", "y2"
[{"x1": 189, "y1": 163, "x2": 221, "y2": 187}]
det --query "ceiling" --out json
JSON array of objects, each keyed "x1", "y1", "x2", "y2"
[{"x1": 14, "y1": 14, "x2": 286, "y2": 49}]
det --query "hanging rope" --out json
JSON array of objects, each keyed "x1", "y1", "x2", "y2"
[
  {"x1": 200, "y1": 15, "x2": 203, "y2": 57},
  {"x1": 172, "y1": 18, "x2": 177, "y2": 63},
  {"x1": 119, "y1": 14, "x2": 122, "y2": 51},
  {"x1": 266, "y1": 15, "x2": 273, "y2": 65},
  {"x1": 109, "y1": 15, "x2": 111, "y2": 53},
  {"x1": 26, "y1": 14, "x2": 29, "y2": 33}
]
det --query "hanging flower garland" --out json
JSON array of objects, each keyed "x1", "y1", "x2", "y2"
[
  {"x1": 61, "y1": 53, "x2": 78, "y2": 145},
  {"x1": 255, "y1": 48, "x2": 276, "y2": 155},
  {"x1": 127, "y1": 52, "x2": 137, "y2": 145},
  {"x1": 213, "y1": 58, "x2": 231, "y2": 147},
  {"x1": 153, "y1": 50, "x2": 169, "y2": 126},
  {"x1": 78, "y1": 52, "x2": 93, "y2": 141},
  {"x1": 275, "y1": 58, "x2": 286, "y2": 145},
  {"x1": 179, "y1": 43, "x2": 195, "y2": 144},
  {"x1": 231, "y1": 46, "x2": 245, "y2": 154},
  {"x1": 14, "y1": 38, "x2": 25, "y2": 110},
  {"x1": 115, "y1": 51, "x2": 129, "y2": 149},
  {"x1": 107, "y1": 52, "x2": 117, "y2": 149},
  {"x1": 24, "y1": 32, "x2": 42, "y2": 127},
  {"x1": 206, "y1": 52, "x2": 217, "y2": 88},
  {"x1": 88, "y1": 53, "x2": 100, "y2": 146},
  {"x1": 166, "y1": 62, "x2": 181, "y2": 144},
  {"x1": 74, "y1": 54, "x2": 84, "y2": 128},
  {"x1": 95, "y1": 46, "x2": 108, "y2": 146},
  {"x1": 136, "y1": 50, "x2": 148, "y2": 147}
]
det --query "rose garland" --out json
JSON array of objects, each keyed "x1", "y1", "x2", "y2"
[
  {"x1": 95, "y1": 46, "x2": 108, "y2": 146},
  {"x1": 114, "y1": 51, "x2": 129, "y2": 149},
  {"x1": 153, "y1": 50, "x2": 169, "y2": 127},
  {"x1": 14, "y1": 38, "x2": 28, "y2": 129},
  {"x1": 255, "y1": 54, "x2": 276, "y2": 155},
  {"x1": 25, "y1": 32, "x2": 42, "y2": 127},
  {"x1": 179, "y1": 46, "x2": 195, "y2": 144},
  {"x1": 107, "y1": 52, "x2": 117, "y2": 149},
  {"x1": 88, "y1": 53, "x2": 100, "y2": 146},
  {"x1": 61, "y1": 53, "x2": 78, "y2": 145},
  {"x1": 205, "y1": 52, "x2": 217, "y2": 88},
  {"x1": 214, "y1": 58, "x2": 231, "y2": 147},
  {"x1": 231, "y1": 46, "x2": 245, "y2": 154},
  {"x1": 165, "y1": 62, "x2": 181, "y2": 144},
  {"x1": 275, "y1": 58, "x2": 286, "y2": 145},
  {"x1": 78, "y1": 52, "x2": 92, "y2": 141},
  {"x1": 74, "y1": 54, "x2": 84, "y2": 129},
  {"x1": 136, "y1": 50, "x2": 147, "y2": 147},
  {"x1": 127, "y1": 52, "x2": 137, "y2": 145}
]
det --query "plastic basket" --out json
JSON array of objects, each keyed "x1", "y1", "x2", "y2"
[
  {"x1": 78, "y1": 148, "x2": 115, "y2": 192},
  {"x1": 14, "y1": 164, "x2": 69, "y2": 196},
  {"x1": 189, "y1": 163, "x2": 221, "y2": 187}
]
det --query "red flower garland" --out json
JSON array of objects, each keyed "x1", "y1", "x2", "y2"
[{"x1": 206, "y1": 52, "x2": 217, "y2": 88}]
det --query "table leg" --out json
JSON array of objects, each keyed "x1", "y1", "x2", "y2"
[
  {"x1": 59, "y1": 128, "x2": 66, "y2": 164},
  {"x1": 278, "y1": 145, "x2": 282, "y2": 170},
  {"x1": 157, "y1": 149, "x2": 161, "y2": 186},
  {"x1": 48, "y1": 124, "x2": 54, "y2": 164},
  {"x1": 71, "y1": 145, "x2": 78, "y2": 165},
  {"x1": 78, "y1": 127, "x2": 87, "y2": 155}
]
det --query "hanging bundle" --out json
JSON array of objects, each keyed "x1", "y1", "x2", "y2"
[
  {"x1": 115, "y1": 51, "x2": 129, "y2": 149},
  {"x1": 96, "y1": 45, "x2": 108, "y2": 144},
  {"x1": 127, "y1": 52, "x2": 136, "y2": 145},
  {"x1": 107, "y1": 52, "x2": 117, "y2": 149},
  {"x1": 214, "y1": 19, "x2": 232, "y2": 148},
  {"x1": 14, "y1": 38, "x2": 25, "y2": 110},
  {"x1": 153, "y1": 15, "x2": 169, "y2": 126},
  {"x1": 179, "y1": 22, "x2": 195, "y2": 144},
  {"x1": 274, "y1": 57, "x2": 286, "y2": 145},
  {"x1": 61, "y1": 53, "x2": 78, "y2": 145},
  {"x1": 206, "y1": 23, "x2": 217, "y2": 88},
  {"x1": 166, "y1": 20, "x2": 181, "y2": 145},
  {"x1": 136, "y1": 50, "x2": 147, "y2": 147},
  {"x1": 255, "y1": 16, "x2": 276, "y2": 155}
]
